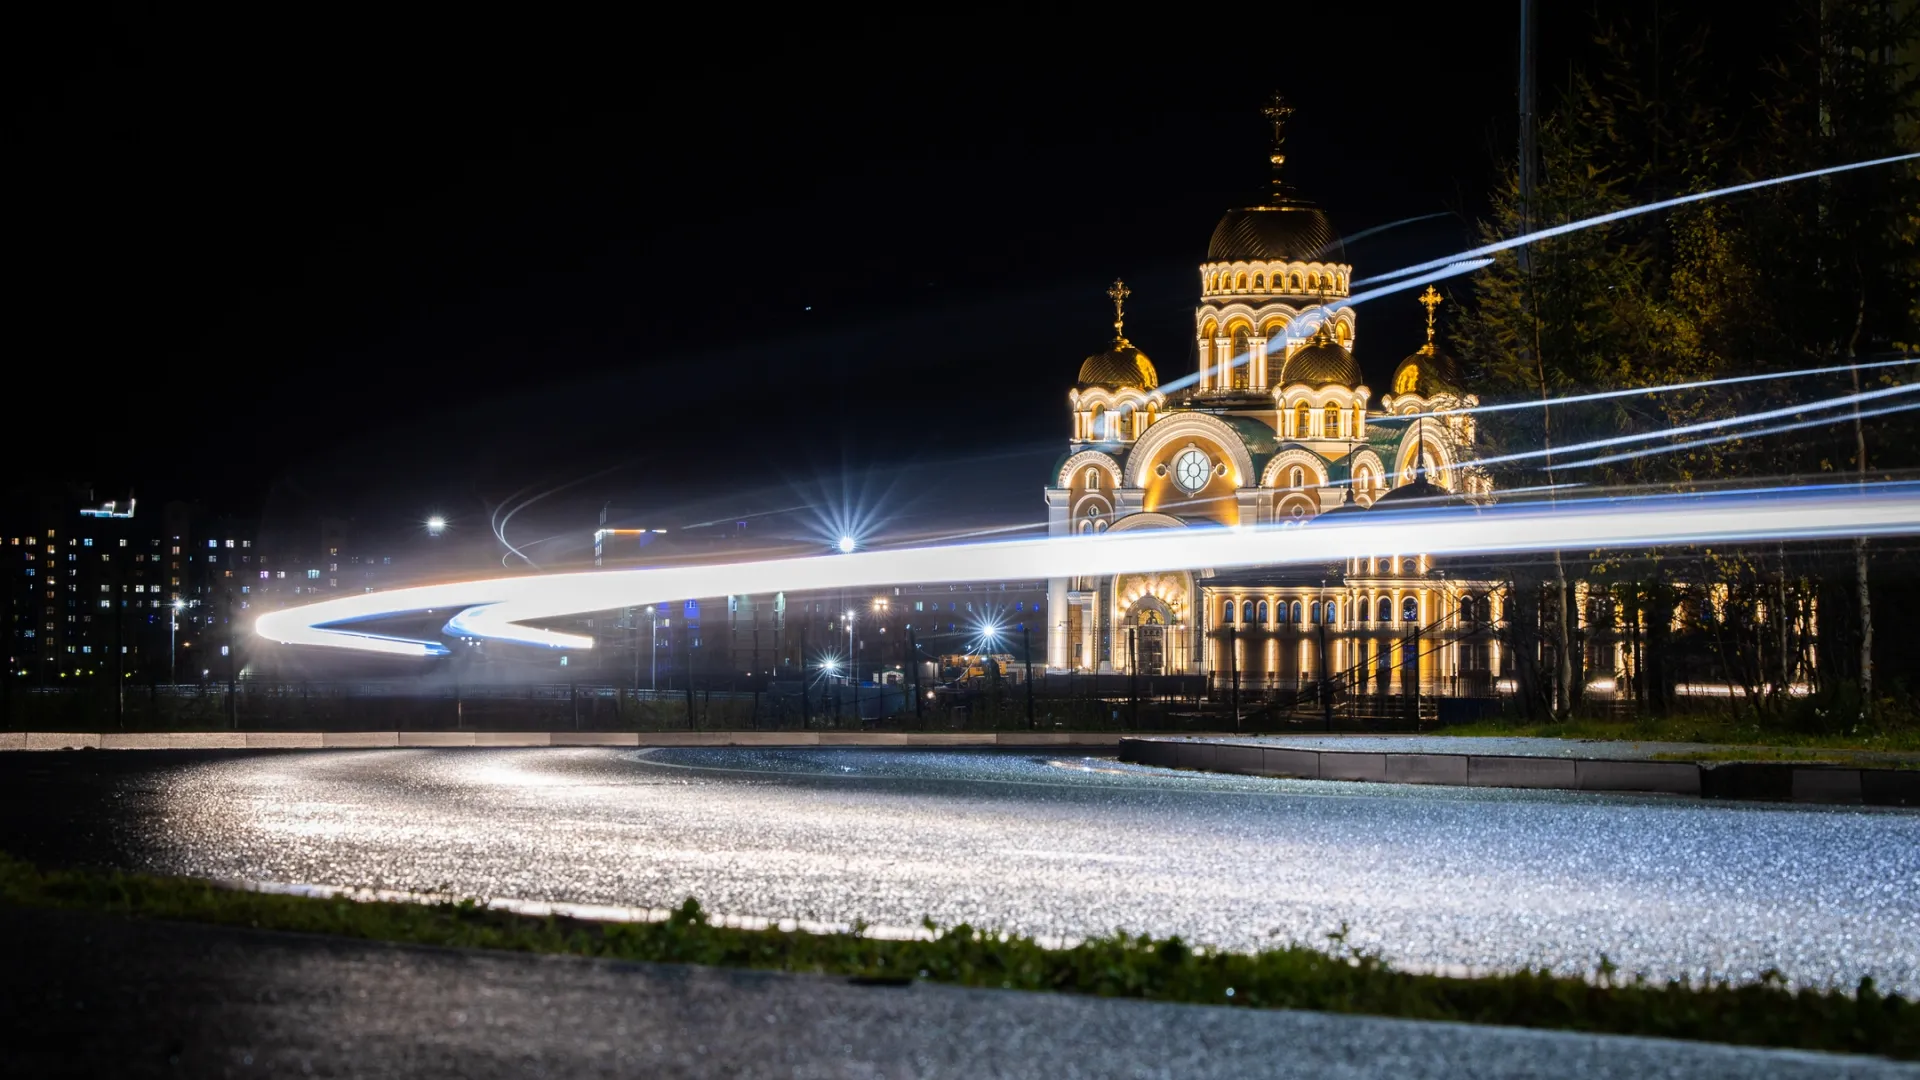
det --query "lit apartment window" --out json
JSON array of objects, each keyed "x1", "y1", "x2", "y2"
[
  {"x1": 83, "y1": 538, "x2": 92, "y2": 547},
  {"x1": 171, "y1": 546, "x2": 180, "y2": 555},
  {"x1": 307, "y1": 570, "x2": 320, "y2": 580},
  {"x1": 225, "y1": 540, "x2": 235, "y2": 548}
]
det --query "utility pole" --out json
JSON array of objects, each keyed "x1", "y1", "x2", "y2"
[
  {"x1": 1516, "y1": 0, "x2": 1572, "y2": 717},
  {"x1": 1023, "y1": 625, "x2": 1034, "y2": 729}
]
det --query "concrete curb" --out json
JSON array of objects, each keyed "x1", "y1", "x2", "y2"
[
  {"x1": 1116, "y1": 737, "x2": 1916, "y2": 807},
  {"x1": 1, "y1": 731, "x2": 1131, "y2": 752}
]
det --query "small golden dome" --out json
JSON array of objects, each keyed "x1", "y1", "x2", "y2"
[
  {"x1": 1281, "y1": 335, "x2": 1361, "y2": 388},
  {"x1": 1077, "y1": 340, "x2": 1159, "y2": 390},
  {"x1": 1389, "y1": 347, "x2": 1462, "y2": 397}
]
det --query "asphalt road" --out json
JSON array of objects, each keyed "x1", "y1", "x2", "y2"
[
  {"x1": 1, "y1": 747, "x2": 1915, "y2": 993},
  {"x1": 4, "y1": 908, "x2": 1909, "y2": 1080}
]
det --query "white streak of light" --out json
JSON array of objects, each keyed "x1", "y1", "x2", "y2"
[
  {"x1": 254, "y1": 482, "x2": 1920, "y2": 656},
  {"x1": 1354, "y1": 153, "x2": 1920, "y2": 288},
  {"x1": 1554, "y1": 398, "x2": 1920, "y2": 470}
]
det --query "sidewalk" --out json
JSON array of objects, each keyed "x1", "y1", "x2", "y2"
[{"x1": 1119, "y1": 735, "x2": 1920, "y2": 806}]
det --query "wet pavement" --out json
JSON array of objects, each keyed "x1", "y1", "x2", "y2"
[
  {"x1": 6, "y1": 907, "x2": 1909, "y2": 1080},
  {"x1": 1, "y1": 747, "x2": 1915, "y2": 992}
]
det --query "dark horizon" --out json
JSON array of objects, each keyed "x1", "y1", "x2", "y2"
[{"x1": 15, "y1": 4, "x2": 1783, "y2": 550}]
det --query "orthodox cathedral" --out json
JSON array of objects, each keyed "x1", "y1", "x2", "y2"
[{"x1": 1043, "y1": 98, "x2": 1503, "y2": 692}]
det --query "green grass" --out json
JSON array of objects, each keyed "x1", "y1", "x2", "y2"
[
  {"x1": 1437, "y1": 714, "x2": 1920, "y2": 759},
  {"x1": 0, "y1": 853, "x2": 1910, "y2": 1060}
]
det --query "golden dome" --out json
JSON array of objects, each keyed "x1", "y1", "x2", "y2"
[
  {"x1": 1390, "y1": 285, "x2": 1461, "y2": 396},
  {"x1": 1389, "y1": 348, "x2": 1462, "y2": 397},
  {"x1": 1077, "y1": 277, "x2": 1157, "y2": 389},
  {"x1": 1078, "y1": 340, "x2": 1158, "y2": 390},
  {"x1": 1280, "y1": 331, "x2": 1362, "y2": 388},
  {"x1": 1207, "y1": 205, "x2": 1345, "y2": 264}
]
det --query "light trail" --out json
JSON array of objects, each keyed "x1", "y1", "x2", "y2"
[
  {"x1": 1553, "y1": 398, "x2": 1920, "y2": 471},
  {"x1": 1437, "y1": 380, "x2": 1920, "y2": 476},
  {"x1": 254, "y1": 481, "x2": 1920, "y2": 657},
  {"x1": 1353, "y1": 152, "x2": 1920, "y2": 288},
  {"x1": 1393, "y1": 355, "x2": 1918, "y2": 422}
]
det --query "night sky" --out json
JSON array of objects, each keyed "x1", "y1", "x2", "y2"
[{"x1": 15, "y1": 4, "x2": 1773, "y2": 557}]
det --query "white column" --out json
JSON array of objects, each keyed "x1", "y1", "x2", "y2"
[
  {"x1": 1214, "y1": 336, "x2": 1231, "y2": 389},
  {"x1": 1197, "y1": 337, "x2": 1213, "y2": 391},
  {"x1": 1080, "y1": 594, "x2": 1097, "y2": 673},
  {"x1": 1251, "y1": 335, "x2": 1268, "y2": 388},
  {"x1": 1047, "y1": 577, "x2": 1069, "y2": 670}
]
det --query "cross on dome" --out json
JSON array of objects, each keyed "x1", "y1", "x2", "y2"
[
  {"x1": 1419, "y1": 285, "x2": 1443, "y2": 355},
  {"x1": 1260, "y1": 91, "x2": 1294, "y2": 200},
  {"x1": 1107, "y1": 278, "x2": 1131, "y2": 342}
]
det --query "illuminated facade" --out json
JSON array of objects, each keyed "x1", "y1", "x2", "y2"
[{"x1": 1044, "y1": 101, "x2": 1501, "y2": 694}]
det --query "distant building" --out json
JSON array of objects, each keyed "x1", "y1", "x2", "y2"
[{"x1": 1, "y1": 489, "x2": 252, "y2": 683}]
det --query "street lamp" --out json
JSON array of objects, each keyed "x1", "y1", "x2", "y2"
[
  {"x1": 169, "y1": 598, "x2": 185, "y2": 685},
  {"x1": 845, "y1": 610, "x2": 856, "y2": 684},
  {"x1": 647, "y1": 605, "x2": 657, "y2": 691},
  {"x1": 426, "y1": 515, "x2": 447, "y2": 536}
]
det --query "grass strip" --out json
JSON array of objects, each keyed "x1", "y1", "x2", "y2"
[
  {"x1": 1436, "y1": 714, "x2": 1920, "y2": 758},
  {"x1": 0, "y1": 852, "x2": 1910, "y2": 1060}
]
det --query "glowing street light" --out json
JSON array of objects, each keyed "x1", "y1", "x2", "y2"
[
  {"x1": 169, "y1": 598, "x2": 185, "y2": 685},
  {"x1": 426, "y1": 515, "x2": 447, "y2": 536}
]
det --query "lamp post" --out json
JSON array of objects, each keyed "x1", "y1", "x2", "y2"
[
  {"x1": 1023, "y1": 624, "x2": 1034, "y2": 729},
  {"x1": 169, "y1": 598, "x2": 184, "y2": 685},
  {"x1": 843, "y1": 609, "x2": 856, "y2": 717},
  {"x1": 648, "y1": 605, "x2": 657, "y2": 691}
]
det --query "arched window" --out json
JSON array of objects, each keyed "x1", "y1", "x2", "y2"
[
  {"x1": 1358, "y1": 597, "x2": 1371, "y2": 622},
  {"x1": 1309, "y1": 601, "x2": 1320, "y2": 624},
  {"x1": 1078, "y1": 520, "x2": 1091, "y2": 535},
  {"x1": 1085, "y1": 467, "x2": 1100, "y2": 490},
  {"x1": 1235, "y1": 273, "x2": 1248, "y2": 290},
  {"x1": 1324, "y1": 404, "x2": 1341, "y2": 438},
  {"x1": 1356, "y1": 466, "x2": 1373, "y2": 495},
  {"x1": 1308, "y1": 272, "x2": 1321, "y2": 290},
  {"x1": 1242, "y1": 600, "x2": 1256, "y2": 623},
  {"x1": 1325, "y1": 600, "x2": 1338, "y2": 626},
  {"x1": 1289, "y1": 601, "x2": 1302, "y2": 622},
  {"x1": 1402, "y1": 596, "x2": 1420, "y2": 623},
  {"x1": 1088, "y1": 405, "x2": 1104, "y2": 440},
  {"x1": 1223, "y1": 599, "x2": 1236, "y2": 624},
  {"x1": 1230, "y1": 328, "x2": 1250, "y2": 389},
  {"x1": 1290, "y1": 273, "x2": 1303, "y2": 290},
  {"x1": 1257, "y1": 600, "x2": 1269, "y2": 623},
  {"x1": 1295, "y1": 403, "x2": 1312, "y2": 436},
  {"x1": 1252, "y1": 273, "x2": 1264, "y2": 289},
  {"x1": 1276, "y1": 601, "x2": 1289, "y2": 624},
  {"x1": 1462, "y1": 594, "x2": 1478, "y2": 622},
  {"x1": 1288, "y1": 465, "x2": 1303, "y2": 489},
  {"x1": 1377, "y1": 597, "x2": 1392, "y2": 622}
]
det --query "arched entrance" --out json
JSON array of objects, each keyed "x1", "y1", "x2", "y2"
[{"x1": 1128, "y1": 596, "x2": 1175, "y2": 676}]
